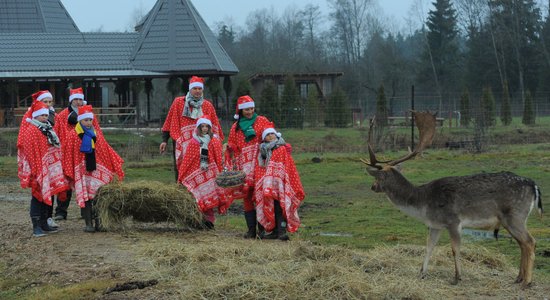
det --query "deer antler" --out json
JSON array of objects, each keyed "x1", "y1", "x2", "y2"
[{"x1": 387, "y1": 110, "x2": 436, "y2": 166}]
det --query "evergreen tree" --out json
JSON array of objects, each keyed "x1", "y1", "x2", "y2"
[
  {"x1": 488, "y1": 0, "x2": 542, "y2": 94},
  {"x1": 481, "y1": 86, "x2": 496, "y2": 127},
  {"x1": 522, "y1": 90, "x2": 535, "y2": 125},
  {"x1": 217, "y1": 25, "x2": 235, "y2": 50},
  {"x1": 325, "y1": 86, "x2": 350, "y2": 128},
  {"x1": 500, "y1": 81, "x2": 512, "y2": 126},
  {"x1": 280, "y1": 76, "x2": 302, "y2": 128},
  {"x1": 260, "y1": 81, "x2": 280, "y2": 125},
  {"x1": 375, "y1": 84, "x2": 388, "y2": 127},
  {"x1": 459, "y1": 88, "x2": 471, "y2": 127},
  {"x1": 304, "y1": 87, "x2": 320, "y2": 127},
  {"x1": 419, "y1": 0, "x2": 461, "y2": 101}
]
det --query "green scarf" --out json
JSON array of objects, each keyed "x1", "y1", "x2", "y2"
[{"x1": 238, "y1": 113, "x2": 257, "y2": 142}]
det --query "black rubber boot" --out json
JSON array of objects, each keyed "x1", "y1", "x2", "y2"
[
  {"x1": 92, "y1": 200, "x2": 103, "y2": 232},
  {"x1": 82, "y1": 201, "x2": 95, "y2": 233},
  {"x1": 32, "y1": 217, "x2": 46, "y2": 237},
  {"x1": 257, "y1": 223, "x2": 266, "y2": 239},
  {"x1": 274, "y1": 201, "x2": 289, "y2": 241},
  {"x1": 243, "y1": 210, "x2": 257, "y2": 239}
]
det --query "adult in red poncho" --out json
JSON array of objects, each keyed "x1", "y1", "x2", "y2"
[
  {"x1": 17, "y1": 100, "x2": 70, "y2": 237},
  {"x1": 159, "y1": 76, "x2": 224, "y2": 181},
  {"x1": 177, "y1": 116, "x2": 227, "y2": 228},
  {"x1": 53, "y1": 87, "x2": 101, "y2": 221},
  {"x1": 17, "y1": 90, "x2": 61, "y2": 229},
  {"x1": 225, "y1": 95, "x2": 273, "y2": 238},
  {"x1": 62, "y1": 105, "x2": 124, "y2": 232},
  {"x1": 254, "y1": 127, "x2": 305, "y2": 241}
]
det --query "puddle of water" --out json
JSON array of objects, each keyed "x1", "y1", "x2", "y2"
[{"x1": 319, "y1": 232, "x2": 353, "y2": 237}]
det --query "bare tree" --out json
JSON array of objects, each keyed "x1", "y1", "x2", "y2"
[{"x1": 328, "y1": 0, "x2": 374, "y2": 64}]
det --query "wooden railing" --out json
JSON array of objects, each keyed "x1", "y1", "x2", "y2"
[
  {"x1": 12, "y1": 106, "x2": 138, "y2": 126},
  {"x1": 387, "y1": 116, "x2": 445, "y2": 127}
]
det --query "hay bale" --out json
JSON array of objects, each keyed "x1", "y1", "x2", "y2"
[{"x1": 95, "y1": 181, "x2": 204, "y2": 230}]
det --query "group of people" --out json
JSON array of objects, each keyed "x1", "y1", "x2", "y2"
[
  {"x1": 17, "y1": 75, "x2": 305, "y2": 241},
  {"x1": 160, "y1": 76, "x2": 305, "y2": 240},
  {"x1": 17, "y1": 88, "x2": 124, "y2": 236}
]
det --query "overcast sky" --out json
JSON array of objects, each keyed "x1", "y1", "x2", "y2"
[{"x1": 61, "y1": 0, "x2": 419, "y2": 33}]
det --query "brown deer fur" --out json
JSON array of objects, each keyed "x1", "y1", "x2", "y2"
[{"x1": 364, "y1": 111, "x2": 543, "y2": 288}]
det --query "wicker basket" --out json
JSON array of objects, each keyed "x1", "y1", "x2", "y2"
[{"x1": 216, "y1": 170, "x2": 246, "y2": 188}]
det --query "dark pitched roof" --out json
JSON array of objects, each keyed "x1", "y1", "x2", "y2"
[
  {"x1": 0, "y1": 0, "x2": 79, "y2": 33},
  {"x1": 0, "y1": 0, "x2": 238, "y2": 79},
  {"x1": 0, "y1": 33, "x2": 166, "y2": 78},
  {"x1": 130, "y1": 0, "x2": 238, "y2": 75}
]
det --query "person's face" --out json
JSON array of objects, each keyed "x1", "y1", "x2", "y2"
[
  {"x1": 264, "y1": 132, "x2": 276, "y2": 142},
  {"x1": 41, "y1": 97, "x2": 54, "y2": 108},
  {"x1": 80, "y1": 118, "x2": 93, "y2": 128},
  {"x1": 242, "y1": 107, "x2": 255, "y2": 119},
  {"x1": 35, "y1": 114, "x2": 49, "y2": 123},
  {"x1": 72, "y1": 98, "x2": 84, "y2": 107},
  {"x1": 199, "y1": 124, "x2": 210, "y2": 135},
  {"x1": 190, "y1": 87, "x2": 203, "y2": 98}
]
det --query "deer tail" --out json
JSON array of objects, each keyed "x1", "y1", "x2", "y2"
[{"x1": 534, "y1": 184, "x2": 543, "y2": 218}]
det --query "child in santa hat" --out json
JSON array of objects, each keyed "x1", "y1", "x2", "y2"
[
  {"x1": 17, "y1": 90, "x2": 62, "y2": 229},
  {"x1": 177, "y1": 116, "x2": 227, "y2": 229},
  {"x1": 253, "y1": 126, "x2": 305, "y2": 241},
  {"x1": 61, "y1": 105, "x2": 124, "y2": 232},
  {"x1": 53, "y1": 87, "x2": 99, "y2": 221},
  {"x1": 17, "y1": 101, "x2": 69, "y2": 237},
  {"x1": 225, "y1": 95, "x2": 273, "y2": 239},
  {"x1": 159, "y1": 76, "x2": 224, "y2": 180}
]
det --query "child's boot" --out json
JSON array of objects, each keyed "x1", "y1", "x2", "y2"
[
  {"x1": 274, "y1": 201, "x2": 289, "y2": 241},
  {"x1": 31, "y1": 217, "x2": 46, "y2": 237},
  {"x1": 81, "y1": 201, "x2": 95, "y2": 233},
  {"x1": 243, "y1": 210, "x2": 257, "y2": 239}
]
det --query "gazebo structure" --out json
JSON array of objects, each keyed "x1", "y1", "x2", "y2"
[{"x1": 0, "y1": 0, "x2": 238, "y2": 126}]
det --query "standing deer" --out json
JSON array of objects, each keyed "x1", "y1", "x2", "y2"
[{"x1": 362, "y1": 111, "x2": 543, "y2": 288}]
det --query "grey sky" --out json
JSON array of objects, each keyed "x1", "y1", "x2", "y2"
[{"x1": 60, "y1": 0, "x2": 417, "y2": 33}]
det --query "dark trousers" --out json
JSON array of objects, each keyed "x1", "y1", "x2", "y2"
[
  {"x1": 30, "y1": 196, "x2": 51, "y2": 220},
  {"x1": 47, "y1": 196, "x2": 54, "y2": 218},
  {"x1": 54, "y1": 189, "x2": 72, "y2": 218},
  {"x1": 30, "y1": 196, "x2": 44, "y2": 218}
]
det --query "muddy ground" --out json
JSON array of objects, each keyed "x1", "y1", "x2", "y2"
[{"x1": 0, "y1": 180, "x2": 227, "y2": 299}]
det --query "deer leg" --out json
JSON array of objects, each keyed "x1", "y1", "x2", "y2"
[
  {"x1": 504, "y1": 222, "x2": 536, "y2": 288},
  {"x1": 448, "y1": 226, "x2": 462, "y2": 285},
  {"x1": 420, "y1": 227, "x2": 441, "y2": 279}
]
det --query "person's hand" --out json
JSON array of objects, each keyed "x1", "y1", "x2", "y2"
[{"x1": 159, "y1": 142, "x2": 167, "y2": 154}]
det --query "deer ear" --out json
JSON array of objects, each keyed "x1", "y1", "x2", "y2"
[{"x1": 393, "y1": 164, "x2": 403, "y2": 172}]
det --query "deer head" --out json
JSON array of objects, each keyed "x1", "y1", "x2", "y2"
[{"x1": 362, "y1": 111, "x2": 437, "y2": 193}]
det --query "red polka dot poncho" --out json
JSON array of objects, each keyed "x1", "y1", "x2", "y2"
[
  {"x1": 61, "y1": 122, "x2": 124, "y2": 208},
  {"x1": 162, "y1": 97, "x2": 223, "y2": 168},
  {"x1": 17, "y1": 121, "x2": 70, "y2": 205},
  {"x1": 254, "y1": 140, "x2": 305, "y2": 233},
  {"x1": 177, "y1": 131, "x2": 229, "y2": 214}
]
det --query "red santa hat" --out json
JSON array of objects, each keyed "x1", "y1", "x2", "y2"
[
  {"x1": 29, "y1": 100, "x2": 50, "y2": 119},
  {"x1": 261, "y1": 126, "x2": 282, "y2": 141},
  {"x1": 189, "y1": 76, "x2": 204, "y2": 90},
  {"x1": 234, "y1": 95, "x2": 255, "y2": 119},
  {"x1": 32, "y1": 90, "x2": 53, "y2": 102},
  {"x1": 69, "y1": 87, "x2": 85, "y2": 102},
  {"x1": 196, "y1": 115, "x2": 212, "y2": 128},
  {"x1": 77, "y1": 105, "x2": 94, "y2": 121}
]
